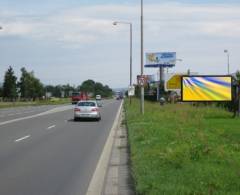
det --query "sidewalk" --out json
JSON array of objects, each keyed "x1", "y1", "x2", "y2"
[{"x1": 103, "y1": 107, "x2": 135, "y2": 195}]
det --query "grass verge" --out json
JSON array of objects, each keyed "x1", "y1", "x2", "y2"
[
  {"x1": 0, "y1": 98, "x2": 71, "y2": 109},
  {"x1": 125, "y1": 98, "x2": 240, "y2": 194}
]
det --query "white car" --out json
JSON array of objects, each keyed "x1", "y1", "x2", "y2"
[{"x1": 74, "y1": 101, "x2": 101, "y2": 121}]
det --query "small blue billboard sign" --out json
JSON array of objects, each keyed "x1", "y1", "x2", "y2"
[{"x1": 145, "y1": 52, "x2": 176, "y2": 68}]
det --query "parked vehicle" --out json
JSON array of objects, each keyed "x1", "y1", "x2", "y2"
[
  {"x1": 74, "y1": 100, "x2": 101, "y2": 121},
  {"x1": 71, "y1": 92, "x2": 88, "y2": 104}
]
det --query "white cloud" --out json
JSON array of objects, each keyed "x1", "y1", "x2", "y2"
[{"x1": 1, "y1": 3, "x2": 240, "y2": 45}]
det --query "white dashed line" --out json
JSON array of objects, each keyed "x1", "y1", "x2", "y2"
[
  {"x1": 8, "y1": 113, "x2": 15, "y2": 116},
  {"x1": 15, "y1": 135, "x2": 31, "y2": 142},
  {"x1": 47, "y1": 125, "x2": 56, "y2": 130}
]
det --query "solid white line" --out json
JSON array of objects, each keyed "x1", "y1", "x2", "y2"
[
  {"x1": 47, "y1": 125, "x2": 56, "y2": 129},
  {"x1": 15, "y1": 135, "x2": 31, "y2": 142},
  {"x1": 0, "y1": 105, "x2": 73, "y2": 126}
]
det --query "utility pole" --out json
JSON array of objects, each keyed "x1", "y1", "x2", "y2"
[
  {"x1": 130, "y1": 23, "x2": 133, "y2": 105},
  {"x1": 224, "y1": 50, "x2": 230, "y2": 75},
  {"x1": 140, "y1": 0, "x2": 144, "y2": 114}
]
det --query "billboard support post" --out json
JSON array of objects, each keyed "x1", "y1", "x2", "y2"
[
  {"x1": 160, "y1": 66, "x2": 164, "y2": 98},
  {"x1": 157, "y1": 66, "x2": 164, "y2": 101},
  {"x1": 157, "y1": 66, "x2": 160, "y2": 101}
]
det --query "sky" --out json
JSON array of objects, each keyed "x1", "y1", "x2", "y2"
[{"x1": 0, "y1": 0, "x2": 240, "y2": 88}]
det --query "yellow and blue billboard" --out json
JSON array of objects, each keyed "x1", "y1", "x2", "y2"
[
  {"x1": 145, "y1": 52, "x2": 176, "y2": 68},
  {"x1": 181, "y1": 76, "x2": 232, "y2": 101}
]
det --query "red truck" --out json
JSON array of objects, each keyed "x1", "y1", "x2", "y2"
[{"x1": 71, "y1": 92, "x2": 89, "y2": 104}]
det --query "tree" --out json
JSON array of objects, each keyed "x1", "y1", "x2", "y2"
[
  {"x1": 18, "y1": 67, "x2": 44, "y2": 100},
  {"x1": 62, "y1": 84, "x2": 75, "y2": 97},
  {"x1": 0, "y1": 86, "x2": 3, "y2": 97},
  {"x1": 80, "y1": 80, "x2": 95, "y2": 93},
  {"x1": 236, "y1": 71, "x2": 240, "y2": 84},
  {"x1": 2, "y1": 66, "x2": 17, "y2": 101},
  {"x1": 45, "y1": 84, "x2": 76, "y2": 98}
]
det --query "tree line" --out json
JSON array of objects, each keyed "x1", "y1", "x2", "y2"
[
  {"x1": 0, "y1": 66, "x2": 44, "y2": 101},
  {"x1": 0, "y1": 66, "x2": 113, "y2": 101}
]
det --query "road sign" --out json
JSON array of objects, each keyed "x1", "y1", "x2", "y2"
[
  {"x1": 128, "y1": 86, "x2": 135, "y2": 96},
  {"x1": 137, "y1": 75, "x2": 147, "y2": 86}
]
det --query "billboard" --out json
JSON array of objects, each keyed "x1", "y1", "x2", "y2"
[
  {"x1": 165, "y1": 74, "x2": 182, "y2": 91},
  {"x1": 181, "y1": 76, "x2": 232, "y2": 101},
  {"x1": 145, "y1": 52, "x2": 176, "y2": 68}
]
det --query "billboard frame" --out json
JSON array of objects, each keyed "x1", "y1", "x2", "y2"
[{"x1": 181, "y1": 75, "x2": 233, "y2": 102}]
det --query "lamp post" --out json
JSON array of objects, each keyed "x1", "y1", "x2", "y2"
[
  {"x1": 140, "y1": 0, "x2": 144, "y2": 114},
  {"x1": 113, "y1": 21, "x2": 133, "y2": 104},
  {"x1": 224, "y1": 49, "x2": 230, "y2": 75}
]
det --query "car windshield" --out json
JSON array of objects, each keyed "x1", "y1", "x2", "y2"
[
  {"x1": 72, "y1": 92, "x2": 80, "y2": 96},
  {"x1": 78, "y1": 102, "x2": 96, "y2": 107}
]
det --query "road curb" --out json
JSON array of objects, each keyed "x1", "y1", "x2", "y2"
[
  {"x1": 86, "y1": 101, "x2": 123, "y2": 195},
  {"x1": 103, "y1": 105, "x2": 134, "y2": 195}
]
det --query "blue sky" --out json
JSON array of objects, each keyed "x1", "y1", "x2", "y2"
[{"x1": 0, "y1": 0, "x2": 240, "y2": 88}]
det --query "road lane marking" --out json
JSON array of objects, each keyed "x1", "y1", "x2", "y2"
[
  {"x1": 0, "y1": 105, "x2": 73, "y2": 126},
  {"x1": 8, "y1": 113, "x2": 15, "y2": 116},
  {"x1": 15, "y1": 135, "x2": 31, "y2": 142},
  {"x1": 23, "y1": 111, "x2": 35, "y2": 114},
  {"x1": 47, "y1": 125, "x2": 56, "y2": 129}
]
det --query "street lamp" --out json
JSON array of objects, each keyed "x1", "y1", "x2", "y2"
[
  {"x1": 224, "y1": 49, "x2": 230, "y2": 75},
  {"x1": 113, "y1": 21, "x2": 133, "y2": 104}
]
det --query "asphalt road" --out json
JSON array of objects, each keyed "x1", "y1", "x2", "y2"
[
  {"x1": 0, "y1": 99, "x2": 122, "y2": 195},
  {"x1": 0, "y1": 105, "x2": 64, "y2": 123}
]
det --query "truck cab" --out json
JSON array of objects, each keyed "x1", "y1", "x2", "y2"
[
  {"x1": 95, "y1": 95, "x2": 101, "y2": 100},
  {"x1": 71, "y1": 92, "x2": 88, "y2": 104}
]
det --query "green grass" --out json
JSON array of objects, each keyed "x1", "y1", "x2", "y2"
[
  {"x1": 125, "y1": 98, "x2": 240, "y2": 195},
  {"x1": 0, "y1": 98, "x2": 71, "y2": 109}
]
